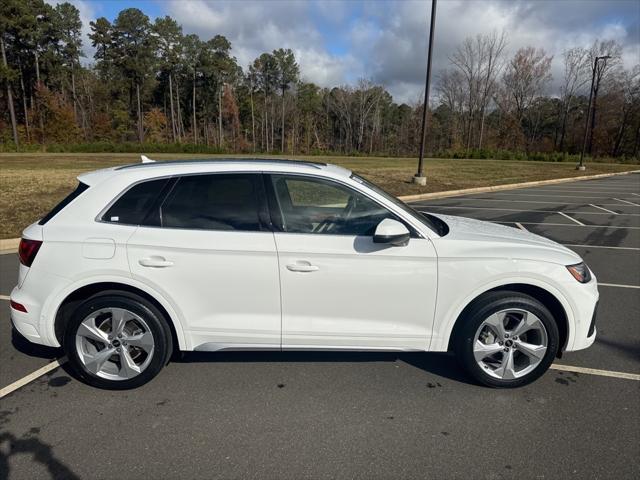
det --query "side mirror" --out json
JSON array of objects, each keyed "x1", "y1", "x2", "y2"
[{"x1": 373, "y1": 218, "x2": 410, "y2": 246}]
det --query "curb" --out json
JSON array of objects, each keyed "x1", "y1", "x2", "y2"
[
  {"x1": 397, "y1": 169, "x2": 640, "y2": 202},
  {"x1": 0, "y1": 238, "x2": 20, "y2": 253},
  {"x1": 0, "y1": 169, "x2": 637, "y2": 252}
]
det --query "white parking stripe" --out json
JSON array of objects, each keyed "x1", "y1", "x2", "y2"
[
  {"x1": 496, "y1": 221, "x2": 640, "y2": 229},
  {"x1": 0, "y1": 357, "x2": 67, "y2": 399},
  {"x1": 558, "y1": 211, "x2": 585, "y2": 226},
  {"x1": 589, "y1": 204, "x2": 618, "y2": 214},
  {"x1": 549, "y1": 364, "x2": 640, "y2": 381},
  {"x1": 0, "y1": 295, "x2": 9, "y2": 301},
  {"x1": 416, "y1": 205, "x2": 639, "y2": 216},
  {"x1": 515, "y1": 223, "x2": 527, "y2": 231},
  {"x1": 414, "y1": 198, "x2": 639, "y2": 207},
  {"x1": 631, "y1": 193, "x2": 640, "y2": 197},
  {"x1": 564, "y1": 244, "x2": 640, "y2": 251},
  {"x1": 492, "y1": 193, "x2": 638, "y2": 199},
  {"x1": 614, "y1": 198, "x2": 640, "y2": 206},
  {"x1": 599, "y1": 283, "x2": 640, "y2": 289}
]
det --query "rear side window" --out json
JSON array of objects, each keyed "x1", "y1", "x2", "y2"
[
  {"x1": 161, "y1": 174, "x2": 264, "y2": 231},
  {"x1": 103, "y1": 178, "x2": 170, "y2": 225},
  {"x1": 39, "y1": 182, "x2": 89, "y2": 225}
]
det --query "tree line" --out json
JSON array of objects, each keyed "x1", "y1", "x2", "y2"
[{"x1": 1, "y1": 1, "x2": 639, "y2": 159}]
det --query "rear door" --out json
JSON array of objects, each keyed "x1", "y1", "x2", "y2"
[{"x1": 123, "y1": 173, "x2": 281, "y2": 351}]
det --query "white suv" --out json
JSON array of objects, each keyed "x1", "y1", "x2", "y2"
[{"x1": 10, "y1": 158, "x2": 598, "y2": 389}]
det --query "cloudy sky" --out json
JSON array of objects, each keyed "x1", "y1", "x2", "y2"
[{"x1": 54, "y1": 0, "x2": 639, "y2": 103}]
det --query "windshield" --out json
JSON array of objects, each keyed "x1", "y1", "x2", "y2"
[{"x1": 350, "y1": 173, "x2": 448, "y2": 236}]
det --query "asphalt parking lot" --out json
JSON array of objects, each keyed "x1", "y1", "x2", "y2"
[{"x1": 1, "y1": 173, "x2": 639, "y2": 479}]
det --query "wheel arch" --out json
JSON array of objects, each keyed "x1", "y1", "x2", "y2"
[
  {"x1": 446, "y1": 283, "x2": 569, "y2": 356},
  {"x1": 52, "y1": 280, "x2": 186, "y2": 352}
]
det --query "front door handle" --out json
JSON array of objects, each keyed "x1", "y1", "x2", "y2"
[
  {"x1": 286, "y1": 261, "x2": 319, "y2": 273},
  {"x1": 139, "y1": 256, "x2": 174, "y2": 268}
]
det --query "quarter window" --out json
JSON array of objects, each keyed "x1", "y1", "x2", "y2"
[
  {"x1": 103, "y1": 179, "x2": 169, "y2": 225},
  {"x1": 270, "y1": 175, "x2": 397, "y2": 236},
  {"x1": 161, "y1": 174, "x2": 264, "y2": 231}
]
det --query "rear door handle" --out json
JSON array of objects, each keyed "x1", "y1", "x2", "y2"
[
  {"x1": 286, "y1": 261, "x2": 319, "y2": 273},
  {"x1": 139, "y1": 256, "x2": 174, "y2": 268}
]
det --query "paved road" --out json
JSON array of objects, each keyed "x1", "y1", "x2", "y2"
[{"x1": 0, "y1": 173, "x2": 638, "y2": 479}]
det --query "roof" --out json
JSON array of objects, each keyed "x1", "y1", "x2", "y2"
[{"x1": 77, "y1": 158, "x2": 352, "y2": 186}]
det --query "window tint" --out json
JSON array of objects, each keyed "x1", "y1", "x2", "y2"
[
  {"x1": 39, "y1": 182, "x2": 89, "y2": 225},
  {"x1": 161, "y1": 174, "x2": 263, "y2": 231},
  {"x1": 270, "y1": 175, "x2": 396, "y2": 236},
  {"x1": 103, "y1": 178, "x2": 169, "y2": 225}
]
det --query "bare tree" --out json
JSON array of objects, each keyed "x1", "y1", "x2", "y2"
[
  {"x1": 558, "y1": 47, "x2": 590, "y2": 150},
  {"x1": 501, "y1": 47, "x2": 553, "y2": 147},
  {"x1": 477, "y1": 31, "x2": 507, "y2": 149},
  {"x1": 587, "y1": 39, "x2": 623, "y2": 153},
  {"x1": 449, "y1": 37, "x2": 483, "y2": 151}
]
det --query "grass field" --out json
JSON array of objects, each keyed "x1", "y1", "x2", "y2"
[{"x1": 1, "y1": 152, "x2": 638, "y2": 239}]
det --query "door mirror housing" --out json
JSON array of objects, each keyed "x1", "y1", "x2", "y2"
[{"x1": 373, "y1": 218, "x2": 410, "y2": 246}]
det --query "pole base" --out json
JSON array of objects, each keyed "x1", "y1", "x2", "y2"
[
  {"x1": 413, "y1": 175, "x2": 427, "y2": 186},
  {"x1": 576, "y1": 165, "x2": 586, "y2": 171}
]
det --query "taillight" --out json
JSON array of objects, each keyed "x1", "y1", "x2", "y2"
[{"x1": 18, "y1": 238, "x2": 42, "y2": 267}]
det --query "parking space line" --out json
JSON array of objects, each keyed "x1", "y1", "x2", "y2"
[
  {"x1": 0, "y1": 295, "x2": 9, "y2": 301},
  {"x1": 599, "y1": 282, "x2": 640, "y2": 289},
  {"x1": 589, "y1": 204, "x2": 618, "y2": 214},
  {"x1": 0, "y1": 357, "x2": 67, "y2": 399},
  {"x1": 414, "y1": 205, "x2": 638, "y2": 216},
  {"x1": 558, "y1": 211, "x2": 585, "y2": 226},
  {"x1": 415, "y1": 198, "x2": 640, "y2": 207},
  {"x1": 549, "y1": 364, "x2": 640, "y2": 381},
  {"x1": 632, "y1": 193, "x2": 640, "y2": 197},
  {"x1": 564, "y1": 244, "x2": 640, "y2": 251},
  {"x1": 492, "y1": 193, "x2": 638, "y2": 199},
  {"x1": 614, "y1": 198, "x2": 640, "y2": 206},
  {"x1": 497, "y1": 221, "x2": 640, "y2": 230},
  {"x1": 515, "y1": 223, "x2": 527, "y2": 231}
]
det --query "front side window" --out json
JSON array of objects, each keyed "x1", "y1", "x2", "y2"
[
  {"x1": 270, "y1": 175, "x2": 398, "y2": 236},
  {"x1": 161, "y1": 174, "x2": 264, "y2": 231}
]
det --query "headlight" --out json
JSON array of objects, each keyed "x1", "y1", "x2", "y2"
[{"x1": 566, "y1": 262, "x2": 592, "y2": 283}]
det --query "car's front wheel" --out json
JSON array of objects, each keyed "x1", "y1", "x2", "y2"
[
  {"x1": 455, "y1": 291, "x2": 559, "y2": 388},
  {"x1": 63, "y1": 292, "x2": 172, "y2": 389}
]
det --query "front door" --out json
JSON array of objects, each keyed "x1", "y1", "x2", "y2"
[
  {"x1": 267, "y1": 174, "x2": 438, "y2": 350},
  {"x1": 126, "y1": 173, "x2": 281, "y2": 351}
]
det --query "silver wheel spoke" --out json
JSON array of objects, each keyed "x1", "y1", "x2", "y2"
[
  {"x1": 473, "y1": 340, "x2": 503, "y2": 362},
  {"x1": 494, "y1": 349, "x2": 516, "y2": 380},
  {"x1": 513, "y1": 312, "x2": 538, "y2": 337},
  {"x1": 126, "y1": 332, "x2": 154, "y2": 353},
  {"x1": 516, "y1": 340, "x2": 546, "y2": 361},
  {"x1": 484, "y1": 312, "x2": 507, "y2": 338},
  {"x1": 77, "y1": 320, "x2": 109, "y2": 344},
  {"x1": 112, "y1": 309, "x2": 127, "y2": 335},
  {"x1": 83, "y1": 347, "x2": 116, "y2": 374},
  {"x1": 119, "y1": 348, "x2": 142, "y2": 378}
]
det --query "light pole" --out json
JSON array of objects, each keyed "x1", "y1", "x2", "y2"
[
  {"x1": 577, "y1": 55, "x2": 610, "y2": 171},
  {"x1": 413, "y1": 0, "x2": 437, "y2": 186}
]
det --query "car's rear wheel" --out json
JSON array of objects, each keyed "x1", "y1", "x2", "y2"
[
  {"x1": 455, "y1": 291, "x2": 559, "y2": 388},
  {"x1": 63, "y1": 293, "x2": 172, "y2": 389}
]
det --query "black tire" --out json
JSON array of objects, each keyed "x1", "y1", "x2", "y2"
[
  {"x1": 454, "y1": 291, "x2": 559, "y2": 388},
  {"x1": 63, "y1": 292, "x2": 172, "y2": 390}
]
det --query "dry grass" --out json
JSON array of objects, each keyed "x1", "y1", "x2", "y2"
[{"x1": 1, "y1": 152, "x2": 637, "y2": 239}]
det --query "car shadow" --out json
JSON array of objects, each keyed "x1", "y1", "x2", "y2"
[
  {"x1": 11, "y1": 328, "x2": 62, "y2": 360},
  {"x1": 178, "y1": 350, "x2": 476, "y2": 386}
]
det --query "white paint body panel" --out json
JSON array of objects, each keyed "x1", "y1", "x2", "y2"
[
  {"x1": 275, "y1": 233, "x2": 437, "y2": 350},
  {"x1": 10, "y1": 160, "x2": 599, "y2": 357}
]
